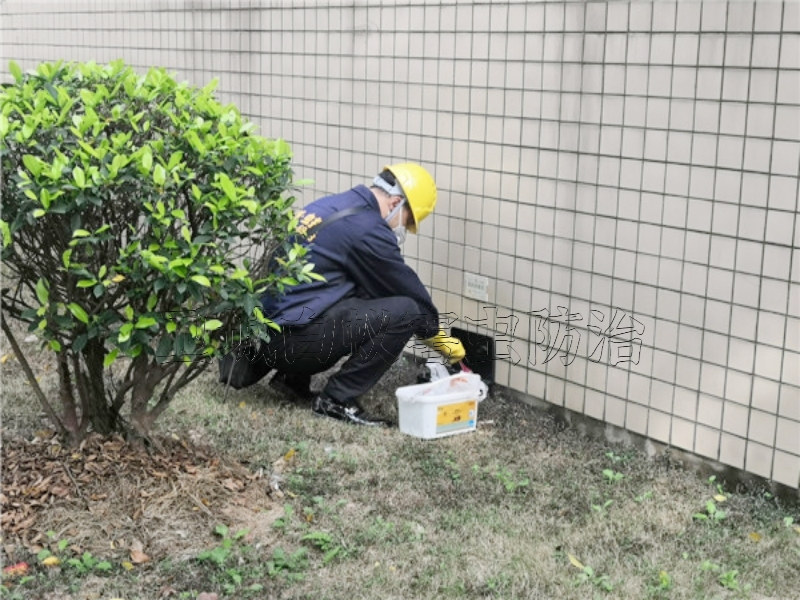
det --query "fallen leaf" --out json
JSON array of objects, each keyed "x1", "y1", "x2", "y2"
[
  {"x1": 130, "y1": 549, "x2": 150, "y2": 564},
  {"x1": 239, "y1": 401, "x2": 247, "y2": 408},
  {"x1": 42, "y1": 556, "x2": 61, "y2": 567},
  {"x1": 121, "y1": 561, "x2": 134, "y2": 571},
  {"x1": 0, "y1": 353, "x2": 13, "y2": 363},
  {"x1": 567, "y1": 553, "x2": 584, "y2": 570},
  {"x1": 197, "y1": 593, "x2": 218, "y2": 600},
  {"x1": 713, "y1": 494, "x2": 727, "y2": 503},
  {"x1": 2, "y1": 562, "x2": 29, "y2": 578},
  {"x1": 794, "y1": 526, "x2": 800, "y2": 535},
  {"x1": 748, "y1": 532, "x2": 762, "y2": 543}
]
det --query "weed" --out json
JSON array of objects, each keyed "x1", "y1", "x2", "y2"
[
  {"x1": 484, "y1": 572, "x2": 511, "y2": 592},
  {"x1": 708, "y1": 475, "x2": 726, "y2": 496},
  {"x1": 272, "y1": 504, "x2": 295, "y2": 531},
  {"x1": 65, "y1": 552, "x2": 112, "y2": 575},
  {"x1": 34, "y1": 532, "x2": 113, "y2": 576},
  {"x1": 693, "y1": 499, "x2": 727, "y2": 523},
  {"x1": 574, "y1": 564, "x2": 614, "y2": 593},
  {"x1": 645, "y1": 569, "x2": 673, "y2": 598},
  {"x1": 196, "y1": 524, "x2": 248, "y2": 567},
  {"x1": 195, "y1": 524, "x2": 266, "y2": 595},
  {"x1": 634, "y1": 490, "x2": 654, "y2": 503},
  {"x1": 493, "y1": 466, "x2": 530, "y2": 493},
  {"x1": 591, "y1": 499, "x2": 614, "y2": 514},
  {"x1": 602, "y1": 468, "x2": 625, "y2": 484},
  {"x1": 301, "y1": 530, "x2": 347, "y2": 563},
  {"x1": 718, "y1": 569, "x2": 741, "y2": 591},
  {"x1": 266, "y1": 547, "x2": 308, "y2": 581}
]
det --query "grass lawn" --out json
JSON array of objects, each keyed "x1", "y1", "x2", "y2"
[{"x1": 1, "y1": 346, "x2": 798, "y2": 600}]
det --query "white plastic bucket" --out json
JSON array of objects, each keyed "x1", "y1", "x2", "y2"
[{"x1": 395, "y1": 372, "x2": 488, "y2": 439}]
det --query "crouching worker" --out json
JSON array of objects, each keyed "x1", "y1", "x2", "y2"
[{"x1": 257, "y1": 163, "x2": 464, "y2": 426}]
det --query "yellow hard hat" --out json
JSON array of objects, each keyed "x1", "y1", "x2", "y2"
[{"x1": 384, "y1": 163, "x2": 437, "y2": 234}]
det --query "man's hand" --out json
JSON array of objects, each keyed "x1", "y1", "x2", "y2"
[{"x1": 421, "y1": 330, "x2": 466, "y2": 365}]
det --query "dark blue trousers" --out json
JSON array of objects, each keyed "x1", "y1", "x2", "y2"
[{"x1": 260, "y1": 296, "x2": 425, "y2": 403}]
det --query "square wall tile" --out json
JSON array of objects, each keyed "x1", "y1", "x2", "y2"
[
  {"x1": 671, "y1": 418, "x2": 696, "y2": 452},
  {"x1": 626, "y1": 403, "x2": 649, "y2": 435},
  {"x1": 585, "y1": 389, "x2": 606, "y2": 421},
  {"x1": 775, "y1": 418, "x2": 800, "y2": 455},
  {"x1": 748, "y1": 410, "x2": 777, "y2": 446},
  {"x1": 772, "y1": 451, "x2": 800, "y2": 488},
  {"x1": 648, "y1": 409, "x2": 671, "y2": 444},
  {"x1": 723, "y1": 401, "x2": 749, "y2": 437},
  {"x1": 606, "y1": 395, "x2": 626, "y2": 428},
  {"x1": 726, "y1": 370, "x2": 754, "y2": 406},
  {"x1": 697, "y1": 394, "x2": 723, "y2": 428},
  {"x1": 745, "y1": 441, "x2": 774, "y2": 479},
  {"x1": 752, "y1": 377, "x2": 782, "y2": 415},
  {"x1": 719, "y1": 433, "x2": 746, "y2": 469},
  {"x1": 565, "y1": 382, "x2": 585, "y2": 413},
  {"x1": 695, "y1": 425, "x2": 721, "y2": 459}
]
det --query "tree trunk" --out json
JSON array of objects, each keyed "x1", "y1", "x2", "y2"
[{"x1": 77, "y1": 340, "x2": 117, "y2": 435}]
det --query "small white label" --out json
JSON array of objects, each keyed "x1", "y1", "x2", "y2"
[{"x1": 464, "y1": 272, "x2": 489, "y2": 302}]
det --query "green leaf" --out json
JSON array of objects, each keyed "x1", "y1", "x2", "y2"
[
  {"x1": 240, "y1": 200, "x2": 258, "y2": 214},
  {"x1": 218, "y1": 173, "x2": 237, "y2": 202},
  {"x1": 141, "y1": 148, "x2": 153, "y2": 172},
  {"x1": 153, "y1": 163, "x2": 166, "y2": 186},
  {"x1": 191, "y1": 275, "x2": 211, "y2": 287},
  {"x1": 203, "y1": 319, "x2": 223, "y2": 332},
  {"x1": 135, "y1": 316, "x2": 158, "y2": 329},
  {"x1": 0, "y1": 220, "x2": 11, "y2": 248},
  {"x1": 35, "y1": 279, "x2": 49, "y2": 304},
  {"x1": 77, "y1": 279, "x2": 97, "y2": 288},
  {"x1": 8, "y1": 60, "x2": 22, "y2": 82},
  {"x1": 103, "y1": 348, "x2": 119, "y2": 368},
  {"x1": 118, "y1": 322, "x2": 133, "y2": 343},
  {"x1": 72, "y1": 229, "x2": 91, "y2": 238},
  {"x1": 67, "y1": 302, "x2": 89, "y2": 324},
  {"x1": 72, "y1": 166, "x2": 86, "y2": 189},
  {"x1": 167, "y1": 150, "x2": 183, "y2": 170},
  {"x1": 23, "y1": 154, "x2": 43, "y2": 177}
]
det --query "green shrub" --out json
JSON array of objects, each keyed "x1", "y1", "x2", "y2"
[{"x1": 1, "y1": 60, "x2": 316, "y2": 440}]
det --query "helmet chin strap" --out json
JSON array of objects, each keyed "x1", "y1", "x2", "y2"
[
  {"x1": 372, "y1": 175, "x2": 404, "y2": 197},
  {"x1": 384, "y1": 200, "x2": 408, "y2": 246},
  {"x1": 384, "y1": 198, "x2": 406, "y2": 225}
]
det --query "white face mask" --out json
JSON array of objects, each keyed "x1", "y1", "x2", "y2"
[
  {"x1": 393, "y1": 224, "x2": 407, "y2": 246},
  {"x1": 385, "y1": 200, "x2": 407, "y2": 246}
]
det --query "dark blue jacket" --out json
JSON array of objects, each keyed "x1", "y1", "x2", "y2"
[{"x1": 261, "y1": 185, "x2": 440, "y2": 338}]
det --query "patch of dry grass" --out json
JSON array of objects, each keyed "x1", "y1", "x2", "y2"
[{"x1": 2, "y1": 347, "x2": 798, "y2": 599}]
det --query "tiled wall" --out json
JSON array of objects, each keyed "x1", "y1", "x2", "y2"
[{"x1": 1, "y1": 1, "x2": 798, "y2": 490}]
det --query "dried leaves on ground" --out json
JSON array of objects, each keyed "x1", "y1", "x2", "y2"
[{"x1": 1, "y1": 430, "x2": 277, "y2": 564}]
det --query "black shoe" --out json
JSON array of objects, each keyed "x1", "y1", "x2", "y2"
[
  {"x1": 269, "y1": 372, "x2": 313, "y2": 403},
  {"x1": 312, "y1": 395, "x2": 387, "y2": 427}
]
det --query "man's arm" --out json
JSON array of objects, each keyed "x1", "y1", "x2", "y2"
[{"x1": 345, "y1": 230, "x2": 441, "y2": 339}]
